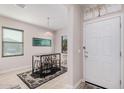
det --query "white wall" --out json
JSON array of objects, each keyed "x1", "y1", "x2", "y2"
[
  {"x1": 67, "y1": 5, "x2": 83, "y2": 88},
  {"x1": 72, "y1": 5, "x2": 83, "y2": 87},
  {"x1": 54, "y1": 28, "x2": 68, "y2": 53},
  {"x1": 0, "y1": 16, "x2": 54, "y2": 73}
]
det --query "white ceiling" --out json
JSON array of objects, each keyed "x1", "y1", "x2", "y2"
[{"x1": 0, "y1": 4, "x2": 68, "y2": 31}]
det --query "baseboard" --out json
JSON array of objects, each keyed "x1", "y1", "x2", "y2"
[
  {"x1": 0, "y1": 65, "x2": 31, "y2": 75},
  {"x1": 74, "y1": 79, "x2": 84, "y2": 89},
  {"x1": 65, "y1": 84, "x2": 74, "y2": 89},
  {"x1": 82, "y1": 79, "x2": 85, "y2": 83}
]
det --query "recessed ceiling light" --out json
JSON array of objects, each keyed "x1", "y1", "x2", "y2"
[{"x1": 16, "y1": 4, "x2": 26, "y2": 8}]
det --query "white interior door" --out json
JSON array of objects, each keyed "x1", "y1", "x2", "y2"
[{"x1": 84, "y1": 17, "x2": 121, "y2": 89}]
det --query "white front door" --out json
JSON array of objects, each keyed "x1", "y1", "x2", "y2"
[{"x1": 84, "y1": 17, "x2": 121, "y2": 89}]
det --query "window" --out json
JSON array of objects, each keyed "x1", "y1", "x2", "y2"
[
  {"x1": 33, "y1": 38, "x2": 51, "y2": 47},
  {"x1": 2, "y1": 27, "x2": 24, "y2": 57}
]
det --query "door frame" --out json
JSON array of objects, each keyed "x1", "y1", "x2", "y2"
[{"x1": 82, "y1": 13, "x2": 124, "y2": 89}]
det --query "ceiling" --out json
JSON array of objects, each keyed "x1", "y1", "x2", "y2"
[{"x1": 0, "y1": 4, "x2": 68, "y2": 31}]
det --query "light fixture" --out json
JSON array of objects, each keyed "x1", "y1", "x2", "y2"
[
  {"x1": 16, "y1": 4, "x2": 26, "y2": 8},
  {"x1": 43, "y1": 17, "x2": 53, "y2": 37},
  {"x1": 47, "y1": 17, "x2": 50, "y2": 27},
  {"x1": 44, "y1": 32, "x2": 53, "y2": 37}
]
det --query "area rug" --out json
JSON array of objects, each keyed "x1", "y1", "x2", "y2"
[
  {"x1": 78, "y1": 82, "x2": 102, "y2": 89},
  {"x1": 17, "y1": 66, "x2": 67, "y2": 89}
]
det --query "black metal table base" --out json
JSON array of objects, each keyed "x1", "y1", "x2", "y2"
[{"x1": 32, "y1": 53, "x2": 61, "y2": 78}]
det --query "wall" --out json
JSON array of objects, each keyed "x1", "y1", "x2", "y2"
[
  {"x1": 0, "y1": 16, "x2": 54, "y2": 73},
  {"x1": 72, "y1": 5, "x2": 83, "y2": 87},
  {"x1": 67, "y1": 5, "x2": 83, "y2": 88}
]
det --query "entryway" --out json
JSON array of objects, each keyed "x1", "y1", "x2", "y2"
[{"x1": 83, "y1": 16, "x2": 122, "y2": 89}]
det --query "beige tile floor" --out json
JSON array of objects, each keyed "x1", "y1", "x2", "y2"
[{"x1": 0, "y1": 68, "x2": 70, "y2": 89}]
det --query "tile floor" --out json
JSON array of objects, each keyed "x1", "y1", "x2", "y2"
[{"x1": 0, "y1": 68, "x2": 101, "y2": 89}]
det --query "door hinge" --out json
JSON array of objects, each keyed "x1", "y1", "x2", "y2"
[
  {"x1": 120, "y1": 23, "x2": 121, "y2": 28},
  {"x1": 120, "y1": 80, "x2": 122, "y2": 85},
  {"x1": 120, "y1": 52, "x2": 122, "y2": 57}
]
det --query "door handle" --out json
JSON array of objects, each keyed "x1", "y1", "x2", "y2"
[
  {"x1": 85, "y1": 51, "x2": 88, "y2": 54},
  {"x1": 85, "y1": 55, "x2": 88, "y2": 58},
  {"x1": 83, "y1": 46, "x2": 86, "y2": 49}
]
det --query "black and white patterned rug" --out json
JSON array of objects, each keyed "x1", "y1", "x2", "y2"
[
  {"x1": 78, "y1": 82, "x2": 102, "y2": 89},
  {"x1": 17, "y1": 67, "x2": 67, "y2": 89}
]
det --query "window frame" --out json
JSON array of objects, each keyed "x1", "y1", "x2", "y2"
[{"x1": 2, "y1": 26, "x2": 24, "y2": 57}]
